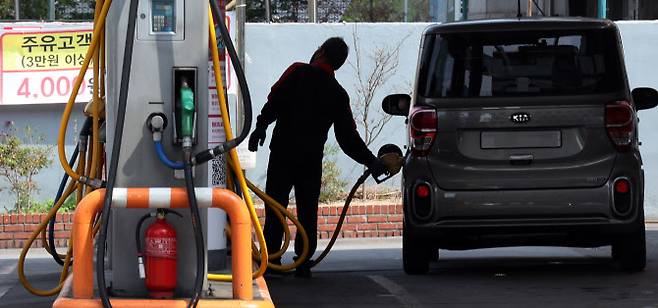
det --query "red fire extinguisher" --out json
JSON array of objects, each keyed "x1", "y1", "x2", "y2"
[{"x1": 136, "y1": 209, "x2": 182, "y2": 299}]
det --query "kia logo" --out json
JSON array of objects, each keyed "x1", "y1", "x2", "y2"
[{"x1": 510, "y1": 112, "x2": 531, "y2": 124}]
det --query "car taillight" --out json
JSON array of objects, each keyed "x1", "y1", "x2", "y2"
[
  {"x1": 605, "y1": 101, "x2": 635, "y2": 152},
  {"x1": 409, "y1": 108, "x2": 437, "y2": 156}
]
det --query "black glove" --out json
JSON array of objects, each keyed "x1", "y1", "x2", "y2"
[
  {"x1": 248, "y1": 128, "x2": 266, "y2": 152},
  {"x1": 367, "y1": 158, "x2": 387, "y2": 179}
]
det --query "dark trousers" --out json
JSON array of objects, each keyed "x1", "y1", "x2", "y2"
[{"x1": 263, "y1": 151, "x2": 322, "y2": 264}]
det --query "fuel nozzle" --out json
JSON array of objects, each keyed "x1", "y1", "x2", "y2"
[
  {"x1": 372, "y1": 144, "x2": 405, "y2": 184},
  {"x1": 179, "y1": 79, "x2": 195, "y2": 147}
]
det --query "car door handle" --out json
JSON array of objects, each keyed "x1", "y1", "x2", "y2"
[{"x1": 509, "y1": 154, "x2": 534, "y2": 165}]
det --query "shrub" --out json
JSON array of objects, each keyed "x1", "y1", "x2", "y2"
[
  {"x1": 22, "y1": 196, "x2": 77, "y2": 214},
  {"x1": 320, "y1": 144, "x2": 347, "y2": 203},
  {"x1": 0, "y1": 126, "x2": 52, "y2": 213}
]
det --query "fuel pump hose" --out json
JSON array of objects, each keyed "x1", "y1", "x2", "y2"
[
  {"x1": 46, "y1": 142, "x2": 79, "y2": 266},
  {"x1": 19, "y1": 117, "x2": 103, "y2": 294},
  {"x1": 195, "y1": 0, "x2": 253, "y2": 165},
  {"x1": 56, "y1": 0, "x2": 112, "y2": 185},
  {"x1": 310, "y1": 172, "x2": 371, "y2": 267},
  {"x1": 20, "y1": 0, "x2": 109, "y2": 299},
  {"x1": 206, "y1": 7, "x2": 269, "y2": 280},
  {"x1": 17, "y1": 181, "x2": 78, "y2": 296},
  {"x1": 46, "y1": 118, "x2": 94, "y2": 265},
  {"x1": 184, "y1": 150, "x2": 205, "y2": 308},
  {"x1": 208, "y1": 6, "x2": 318, "y2": 276},
  {"x1": 95, "y1": 0, "x2": 140, "y2": 305}
]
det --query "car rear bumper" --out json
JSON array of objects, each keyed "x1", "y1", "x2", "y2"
[
  {"x1": 403, "y1": 161, "x2": 644, "y2": 249},
  {"x1": 405, "y1": 182, "x2": 642, "y2": 222},
  {"x1": 408, "y1": 218, "x2": 643, "y2": 249}
]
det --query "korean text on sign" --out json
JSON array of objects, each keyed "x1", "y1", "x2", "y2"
[
  {"x1": 3, "y1": 32, "x2": 91, "y2": 71},
  {"x1": 1, "y1": 27, "x2": 93, "y2": 105}
]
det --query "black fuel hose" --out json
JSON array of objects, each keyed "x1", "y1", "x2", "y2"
[
  {"x1": 184, "y1": 150, "x2": 204, "y2": 308},
  {"x1": 47, "y1": 143, "x2": 79, "y2": 266},
  {"x1": 135, "y1": 213, "x2": 154, "y2": 254},
  {"x1": 48, "y1": 117, "x2": 92, "y2": 266},
  {"x1": 96, "y1": 0, "x2": 140, "y2": 304},
  {"x1": 230, "y1": 169, "x2": 242, "y2": 198},
  {"x1": 311, "y1": 145, "x2": 404, "y2": 267},
  {"x1": 309, "y1": 171, "x2": 370, "y2": 268},
  {"x1": 194, "y1": 0, "x2": 252, "y2": 164}
]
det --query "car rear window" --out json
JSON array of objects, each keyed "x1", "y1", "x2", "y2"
[{"x1": 417, "y1": 28, "x2": 625, "y2": 98}]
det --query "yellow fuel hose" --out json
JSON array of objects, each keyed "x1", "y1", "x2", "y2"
[
  {"x1": 76, "y1": 143, "x2": 86, "y2": 203},
  {"x1": 17, "y1": 181, "x2": 78, "y2": 296},
  {"x1": 242, "y1": 176, "x2": 308, "y2": 265},
  {"x1": 20, "y1": 151, "x2": 106, "y2": 296},
  {"x1": 20, "y1": 128, "x2": 109, "y2": 296},
  {"x1": 207, "y1": 11, "x2": 269, "y2": 281},
  {"x1": 39, "y1": 221, "x2": 66, "y2": 260},
  {"x1": 38, "y1": 147, "x2": 86, "y2": 258},
  {"x1": 245, "y1": 172, "x2": 363, "y2": 270},
  {"x1": 40, "y1": 160, "x2": 81, "y2": 258},
  {"x1": 57, "y1": 0, "x2": 111, "y2": 182},
  {"x1": 20, "y1": 0, "x2": 109, "y2": 295},
  {"x1": 87, "y1": 0, "x2": 104, "y2": 195},
  {"x1": 208, "y1": 10, "x2": 321, "y2": 277}
]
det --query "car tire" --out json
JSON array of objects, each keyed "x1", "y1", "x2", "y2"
[
  {"x1": 403, "y1": 222, "x2": 430, "y2": 275},
  {"x1": 612, "y1": 226, "x2": 646, "y2": 272}
]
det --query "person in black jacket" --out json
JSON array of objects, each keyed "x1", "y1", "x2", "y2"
[{"x1": 249, "y1": 37, "x2": 388, "y2": 278}]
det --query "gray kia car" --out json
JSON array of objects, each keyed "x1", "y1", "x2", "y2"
[{"x1": 382, "y1": 18, "x2": 658, "y2": 274}]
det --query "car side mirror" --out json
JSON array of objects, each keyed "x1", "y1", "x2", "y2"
[
  {"x1": 632, "y1": 87, "x2": 658, "y2": 110},
  {"x1": 382, "y1": 94, "x2": 411, "y2": 116}
]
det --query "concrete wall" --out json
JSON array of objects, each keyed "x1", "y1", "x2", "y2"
[{"x1": 3, "y1": 21, "x2": 658, "y2": 219}]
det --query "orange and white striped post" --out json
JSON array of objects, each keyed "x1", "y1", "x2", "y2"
[{"x1": 71, "y1": 187, "x2": 252, "y2": 301}]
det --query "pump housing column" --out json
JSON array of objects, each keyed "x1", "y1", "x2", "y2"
[{"x1": 104, "y1": 0, "x2": 224, "y2": 297}]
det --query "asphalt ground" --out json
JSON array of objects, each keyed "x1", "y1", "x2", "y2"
[{"x1": 3, "y1": 229, "x2": 658, "y2": 307}]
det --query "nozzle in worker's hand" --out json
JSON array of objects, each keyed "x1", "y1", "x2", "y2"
[
  {"x1": 368, "y1": 159, "x2": 388, "y2": 179},
  {"x1": 248, "y1": 128, "x2": 266, "y2": 152},
  {"x1": 368, "y1": 153, "x2": 404, "y2": 184},
  {"x1": 379, "y1": 152, "x2": 404, "y2": 175}
]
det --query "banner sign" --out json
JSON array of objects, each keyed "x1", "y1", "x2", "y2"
[{"x1": 0, "y1": 23, "x2": 93, "y2": 105}]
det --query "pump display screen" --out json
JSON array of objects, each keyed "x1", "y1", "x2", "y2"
[{"x1": 151, "y1": 0, "x2": 175, "y2": 33}]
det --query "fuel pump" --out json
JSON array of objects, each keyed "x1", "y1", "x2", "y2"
[
  {"x1": 16, "y1": 0, "x2": 404, "y2": 303},
  {"x1": 17, "y1": 0, "x2": 263, "y2": 304}
]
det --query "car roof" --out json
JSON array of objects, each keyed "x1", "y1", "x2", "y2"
[{"x1": 425, "y1": 17, "x2": 617, "y2": 34}]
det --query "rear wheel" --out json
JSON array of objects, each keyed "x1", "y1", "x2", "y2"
[
  {"x1": 612, "y1": 226, "x2": 646, "y2": 272},
  {"x1": 403, "y1": 222, "x2": 430, "y2": 275}
]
